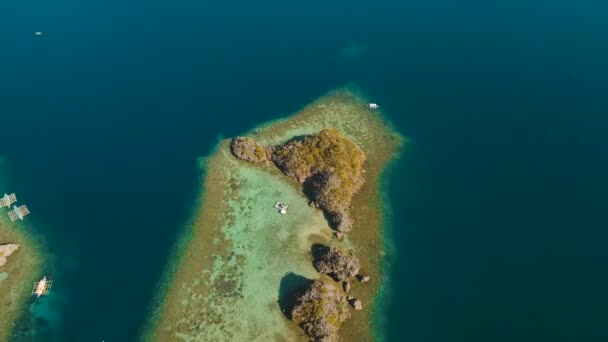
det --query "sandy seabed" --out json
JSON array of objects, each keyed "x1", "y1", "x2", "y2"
[{"x1": 144, "y1": 88, "x2": 403, "y2": 341}]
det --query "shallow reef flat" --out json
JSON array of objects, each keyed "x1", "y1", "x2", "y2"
[
  {"x1": 146, "y1": 88, "x2": 403, "y2": 341},
  {"x1": 0, "y1": 205, "x2": 44, "y2": 341}
]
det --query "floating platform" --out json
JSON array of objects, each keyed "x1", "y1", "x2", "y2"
[{"x1": 273, "y1": 201, "x2": 288, "y2": 214}]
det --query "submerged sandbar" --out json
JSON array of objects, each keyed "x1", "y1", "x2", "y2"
[{"x1": 145, "y1": 88, "x2": 403, "y2": 341}]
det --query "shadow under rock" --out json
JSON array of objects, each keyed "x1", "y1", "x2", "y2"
[{"x1": 278, "y1": 272, "x2": 314, "y2": 320}]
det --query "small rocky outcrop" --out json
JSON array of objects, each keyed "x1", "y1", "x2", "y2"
[
  {"x1": 291, "y1": 280, "x2": 351, "y2": 342},
  {"x1": 0, "y1": 244, "x2": 20, "y2": 268},
  {"x1": 357, "y1": 274, "x2": 370, "y2": 283},
  {"x1": 342, "y1": 281, "x2": 350, "y2": 293},
  {"x1": 230, "y1": 137, "x2": 269, "y2": 164},
  {"x1": 313, "y1": 245, "x2": 360, "y2": 282},
  {"x1": 348, "y1": 297, "x2": 363, "y2": 310}
]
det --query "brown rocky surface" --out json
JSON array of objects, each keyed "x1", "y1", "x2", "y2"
[
  {"x1": 313, "y1": 245, "x2": 360, "y2": 282},
  {"x1": 291, "y1": 280, "x2": 351, "y2": 342}
]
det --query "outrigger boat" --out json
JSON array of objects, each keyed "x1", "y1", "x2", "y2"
[
  {"x1": 8, "y1": 204, "x2": 30, "y2": 222},
  {"x1": 0, "y1": 193, "x2": 17, "y2": 208},
  {"x1": 32, "y1": 276, "x2": 53, "y2": 298}
]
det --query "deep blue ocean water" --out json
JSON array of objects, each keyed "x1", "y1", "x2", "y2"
[{"x1": 1, "y1": 0, "x2": 607, "y2": 341}]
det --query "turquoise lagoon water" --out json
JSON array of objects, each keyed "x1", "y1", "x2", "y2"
[{"x1": 1, "y1": 0, "x2": 608, "y2": 341}]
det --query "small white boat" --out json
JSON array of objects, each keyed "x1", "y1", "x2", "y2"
[
  {"x1": 34, "y1": 32, "x2": 42, "y2": 36},
  {"x1": 32, "y1": 276, "x2": 53, "y2": 298},
  {"x1": 368, "y1": 103, "x2": 379, "y2": 109},
  {"x1": 273, "y1": 201, "x2": 289, "y2": 215}
]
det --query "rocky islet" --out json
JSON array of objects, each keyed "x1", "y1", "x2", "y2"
[{"x1": 231, "y1": 129, "x2": 372, "y2": 341}]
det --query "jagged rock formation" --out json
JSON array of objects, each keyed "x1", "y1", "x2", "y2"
[
  {"x1": 0, "y1": 244, "x2": 20, "y2": 268},
  {"x1": 326, "y1": 210, "x2": 353, "y2": 233},
  {"x1": 313, "y1": 245, "x2": 360, "y2": 282},
  {"x1": 230, "y1": 129, "x2": 366, "y2": 233},
  {"x1": 230, "y1": 137, "x2": 270, "y2": 164},
  {"x1": 291, "y1": 280, "x2": 351, "y2": 342}
]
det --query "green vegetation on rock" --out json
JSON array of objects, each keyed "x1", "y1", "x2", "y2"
[
  {"x1": 230, "y1": 137, "x2": 269, "y2": 164},
  {"x1": 291, "y1": 279, "x2": 351, "y2": 342},
  {"x1": 271, "y1": 129, "x2": 365, "y2": 212},
  {"x1": 231, "y1": 128, "x2": 366, "y2": 232}
]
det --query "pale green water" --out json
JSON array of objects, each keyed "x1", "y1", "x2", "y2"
[{"x1": 167, "y1": 151, "x2": 336, "y2": 341}]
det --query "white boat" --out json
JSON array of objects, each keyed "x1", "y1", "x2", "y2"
[
  {"x1": 368, "y1": 103, "x2": 379, "y2": 109},
  {"x1": 273, "y1": 201, "x2": 289, "y2": 215},
  {"x1": 32, "y1": 276, "x2": 52, "y2": 297}
]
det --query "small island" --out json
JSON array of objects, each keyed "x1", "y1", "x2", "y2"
[{"x1": 144, "y1": 88, "x2": 403, "y2": 341}]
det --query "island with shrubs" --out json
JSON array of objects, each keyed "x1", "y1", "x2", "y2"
[{"x1": 144, "y1": 88, "x2": 402, "y2": 341}]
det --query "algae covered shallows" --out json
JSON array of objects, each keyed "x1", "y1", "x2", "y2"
[
  {"x1": 0, "y1": 164, "x2": 47, "y2": 341},
  {"x1": 144, "y1": 88, "x2": 403, "y2": 341}
]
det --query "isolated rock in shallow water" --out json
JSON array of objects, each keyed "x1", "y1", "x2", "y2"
[
  {"x1": 291, "y1": 280, "x2": 351, "y2": 342},
  {"x1": 349, "y1": 297, "x2": 363, "y2": 310},
  {"x1": 0, "y1": 244, "x2": 20, "y2": 267},
  {"x1": 330, "y1": 210, "x2": 353, "y2": 233},
  {"x1": 314, "y1": 245, "x2": 360, "y2": 282},
  {"x1": 357, "y1": 274, "x2": 370, "y2": 283},
  {"x1": 230, "y1": 137, "x2": 269, "y2": 164},
  {"x1": 271, "y1": 129, "x2": 365, "y2": 227}
]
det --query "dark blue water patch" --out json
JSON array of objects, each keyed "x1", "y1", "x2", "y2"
[{"x1": 373, "y1": 1, "x2": 608, "y2": 341}]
